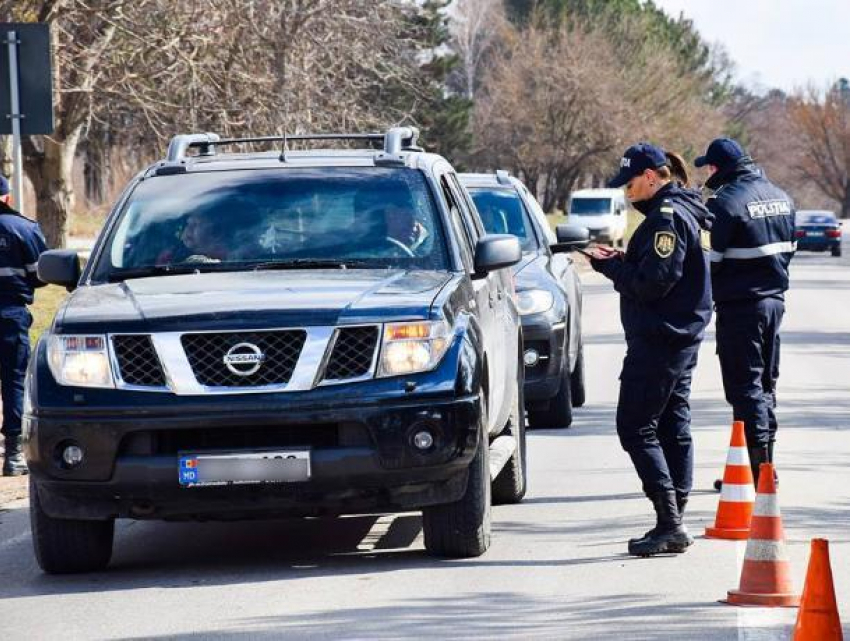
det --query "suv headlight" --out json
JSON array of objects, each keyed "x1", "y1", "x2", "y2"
[
  {"x1": 516, "y1": 289, "x2": 554, "y2": 315},
  {"x1": 378, "y1": 320, "x2": 452, "y2": 377},
  {"x1": 47, "y1": 335, "x2": 115, "y2": 388}
]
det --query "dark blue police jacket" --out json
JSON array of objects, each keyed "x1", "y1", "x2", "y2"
[
  {"x1": 705, "y1": 159, "x2": 795, "y2": 304},
  {"x1": 593, "y1": 183, "x2": 713, "y2": 345},
  {"x1": 0, "y1": 201, "x2": 48, "y2": 305}
]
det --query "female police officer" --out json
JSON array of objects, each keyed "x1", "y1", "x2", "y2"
[{"x1": 589, "y1": 143, "x2": 713, "y2": 556}]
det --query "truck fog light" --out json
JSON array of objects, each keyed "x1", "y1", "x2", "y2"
[
  {"x1": 412, "y1": 430, "x2": 434, "y2": 450},
  {"x1": 62, "y1": 444, "x2": 84, "y2": 468},
  {"x1": 523, "y1": 348, "x2": 540, "y2": 367}
]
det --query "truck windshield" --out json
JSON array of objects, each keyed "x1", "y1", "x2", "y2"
[
  {"x1": 467, "y1": 188, "x2": 538, "y2": 252},
  {"x1": 91, "y1": 167, "x2": 450, "y2": 281},
  {"x1": 569, "y1": 197, "x2": 612, "y2": 216}
]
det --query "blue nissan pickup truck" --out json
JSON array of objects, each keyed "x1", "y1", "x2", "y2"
[{"x1": 25, "y1": 128, "x2": 533, "y2": 573}]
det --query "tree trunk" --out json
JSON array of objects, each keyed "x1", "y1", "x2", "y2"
[
  {"x1": 842, "y1": 182, "x2": 850, "y2": 219},
  {"x1": 84, "y1": 129, "x2": 111, "y2": 205},
  {"x1": 25, "y1": 130, "x2": 81, "y2": 249}
]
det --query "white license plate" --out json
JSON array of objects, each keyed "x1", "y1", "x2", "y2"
[
  {"x1": 178, "y1": 449, "x2": 311, "y2": 487},
  {"x1": 806, "y1": 231, "x2": 825, "y2": 237}
]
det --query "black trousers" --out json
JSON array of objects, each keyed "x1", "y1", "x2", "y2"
[
  {"x1": 715, "y1": 297, "x2": 784, "y2": 449},
  {"x1": 0, "y1": 306, "x2": 31, "y2": 440},
  {"x1": 616, "y1": 337, "x2": 701, "y2": 497}
]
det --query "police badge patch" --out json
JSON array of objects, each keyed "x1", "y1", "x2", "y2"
[{"x1": 654, "y1": 231, "x2": 676, "y2": 258}]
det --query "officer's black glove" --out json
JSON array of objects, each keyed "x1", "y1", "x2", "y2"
[{"x1": 590, "y1": 254, "x2": 622, "y2": 276}]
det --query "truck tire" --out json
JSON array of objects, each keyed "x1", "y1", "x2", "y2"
[
  {"x1": 423, "y1": 425, "x2": 492, "y2": 558},
  {"x1": 492, "y1": 369, "x2": 527, "y2": 505},
  {"x1": 570, "y1": 340, "x2": 586, "y2": 408},
  {"x1": 832, "y1": 245, "x2": 842, "y2": 257},
  {"x1": 528, "y1": 364, "x2": 573, "y2": 429},
  {"x1": 30, "y1": 479, "x2": 114, "y2": 574}
]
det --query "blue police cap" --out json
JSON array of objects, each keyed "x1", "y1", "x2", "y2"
[
  {"x1": 608, "y1": 143, "x2": 668, "y2": 188},
  {"x1": 0, "y1": 174, "x2": 9, "y2": 196},
  {"x1": 694, "y1": 138, "x2": 746, "y2": 169}
]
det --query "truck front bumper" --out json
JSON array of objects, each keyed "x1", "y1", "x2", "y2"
[{"x1": 26, "y1": 393, "x2": 482, "y2": 521}]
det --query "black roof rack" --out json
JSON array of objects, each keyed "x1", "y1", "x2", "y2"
[{"x1": 164, "y1": 127, "x2": 421, "y2": 163}]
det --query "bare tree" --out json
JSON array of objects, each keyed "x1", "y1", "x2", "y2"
[
  {"x1": 472, "y1": 15, "x2": 725, "y2": 211},
  {"x1": 2, "y1": 0, "x2": 444, "y2": 247},
  {"x1": 788, "y1": 81, "x2": 850, "y2": 217},
  {"x1": 448, "y1": 0, "x2": 507, "y2": 99}
]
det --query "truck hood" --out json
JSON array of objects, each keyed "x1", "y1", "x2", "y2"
[
  {"x1": 57, "y1": 269, "x2": 452, "y2": 333},
  {"x1": 513, "y1": 254, "x2": 556, "y2": 291}
]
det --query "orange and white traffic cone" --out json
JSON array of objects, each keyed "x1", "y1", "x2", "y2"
[
  {"x1": 793, "y1": 539, "x2": 843, "y2": 640},
  {"x1": 706, "y1": 421, "x2": 755, "y2": 540},
  {"x1": 725, "y1": 462, "x2": 800, "y2": 607}
]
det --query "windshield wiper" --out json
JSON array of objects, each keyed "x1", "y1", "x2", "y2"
[
  {"x1": 251, "y1": 259, "x2": 375, "y2": 271},
  {"x1": 106, "y1": 264, "x2": 228, "y2": 282}
]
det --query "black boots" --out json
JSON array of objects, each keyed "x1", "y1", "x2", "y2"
[
  {"x1": 628, "y1": 490, "x2": 692, "y2": 556},
  {"x1": 2, "y1": 434, "x2": 28, "y2": 477}
]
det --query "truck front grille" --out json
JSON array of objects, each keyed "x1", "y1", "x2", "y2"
[
  {"x1": 323, "y1": 326, "x2": 379, "y2": 381},
  {"x1": 182, "y1": 330, "x2": 306, "y2": 387},
  {"x1": 113, "y1": 335, "x2": 166, "y2": 387}
]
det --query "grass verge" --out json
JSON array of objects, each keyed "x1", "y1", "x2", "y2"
[{"x1": 30, "y1": 285, "x2": 68, "y2": 346}]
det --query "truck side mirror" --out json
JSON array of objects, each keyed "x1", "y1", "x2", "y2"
[
  {"x1": 37, "y1": 249, "x2": 81, "y2": 291},
  {"x1": 552, "y1": 225, "x2": 590, "y2": 254},
  {"x1": 473, "y1": 234, "x2": 522, "y2": 275}
]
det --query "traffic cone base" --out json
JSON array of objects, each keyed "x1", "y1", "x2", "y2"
[
  {"x1": 706, "y1": 525, "x2": 750, "y2": 540},
  {"x1": 706, "y1": 421, "x2": 755, "y2": 540},
  {"x1": 726, "y1": 589, "x2": 800, "y2": 608}
]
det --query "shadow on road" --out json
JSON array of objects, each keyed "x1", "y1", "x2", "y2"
[{"x1": 110, "y1": 593, "x2": 739, "y2": 640}]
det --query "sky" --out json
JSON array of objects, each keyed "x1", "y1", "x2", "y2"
[{"x1": 653, "y1": 0, "x2": 850, "y2": 93}]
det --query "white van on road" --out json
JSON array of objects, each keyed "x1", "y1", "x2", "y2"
[{"x1": 568, "y1": 188, "x2": 628, "y2": 247}]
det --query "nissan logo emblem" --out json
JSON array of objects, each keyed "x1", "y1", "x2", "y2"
[{"x1": 223, "y1": 342, "x2": 266, "y2": 376}]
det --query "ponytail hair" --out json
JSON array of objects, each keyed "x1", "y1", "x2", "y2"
[{"x1": 657, "y1": 151, "x2": 690, "y2": 187}]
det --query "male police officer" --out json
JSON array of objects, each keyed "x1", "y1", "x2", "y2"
[
  {"x1": 0, "y1": 175, "x2": 48, "y2": 476},
  {"x1": 695, "y1": 139, "x2": 795, "y2": 485},
  {"x1": 591, "y1": 143, "x2": 713, "y2": 556}
]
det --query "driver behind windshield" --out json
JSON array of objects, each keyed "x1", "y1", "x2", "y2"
[
  {"x1": 156, "y1": 207, "x2": 264, "y2": 264},
  {"x1": 180, "y1": 210, "x2": 229, "y2": 262},
  {"x1": 354, "y1": 187, "x2": 427, "y2": 257}
]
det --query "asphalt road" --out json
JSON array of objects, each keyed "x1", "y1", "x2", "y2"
[{"x1": 1, "y1": 240, "x2": 848, "y2": 640}]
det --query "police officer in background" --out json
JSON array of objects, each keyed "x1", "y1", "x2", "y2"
[
  {"x1": 590, "y1": 143, "x2": 713, "y2": 557},
  {"x1": 0, "y1": 175, "x2": 48, "y2": 476},
  {"x1": 695, "y1": 138, "x2": 795, "y2": 486}
]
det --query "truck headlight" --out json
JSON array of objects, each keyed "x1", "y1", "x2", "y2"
[
  {"x1": 47, "y1": 335, "x2": 115, "y2": 388},
  {"x1": 378, "y1": 320, "x2": 451, "y2": 377},
  {"x1": 516, "y1": 289, "x2": 554, "y2": 315}
]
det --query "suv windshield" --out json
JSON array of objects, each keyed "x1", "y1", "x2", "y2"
[
  {"x1": 570, "y1": 197, "x2": 612, "y2": 216},
  {"x1": 91, "y1": 167, "x2": 450, "y2": 282},
  {"x1": 467, "y1": 188, "x2": 537, "y2": 252}
]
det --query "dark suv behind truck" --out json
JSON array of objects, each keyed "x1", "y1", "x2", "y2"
[
  {"x1": 26, "y1": 128, "x2": 527, "y2": 573},
  {"x1": 460, "y1": 172, "x2": 589, "y2": 429}
]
